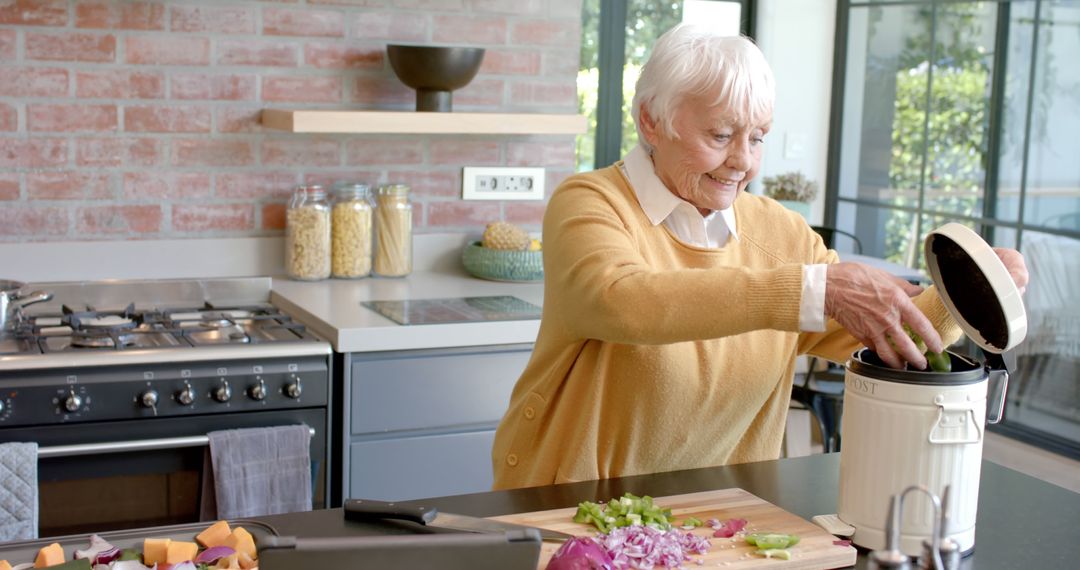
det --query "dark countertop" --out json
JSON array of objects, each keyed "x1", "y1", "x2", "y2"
[{"x1": 256, "y1": 453, "x2": 1078, "y2": 569}]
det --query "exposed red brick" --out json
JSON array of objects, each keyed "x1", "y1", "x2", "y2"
[
  {"x1": 309, "y1": 0, "x2": 385, "y2": 5},
  {"x1": 27, "y1": 171, "x2": 112, "y2": 200},
  {"x1": 544, "y1": 169, "x2": 573, "y2": 195},
  {"x1": 125, "y1": 35, "x2": 209, "y2": 65},
  {"x1": 350, "y1": 12, "x2": 427, "y2": 42},
  {"x1": 543, "y1": 52, "x2": 580, "y2": 77},
  {"x1": 0, "y1": 206, "x2": 68, "y2": 236},
  {"x1": 510, "y1": 82, "x2": 577, "y2": 107},
  {"x1": 26, "y1": 32, "x2": 116, "y2": 62},
  {"x1": 0, "y1": 173, "x2": 20, "y2": 200},
  {"x1": 218, "y1": 40, "x2": 297, "y2": 67},
  {"x1": 427, "y1": 201, "x2": 500, "y2": 227},
  {"x1": 28, "y1": 104, "x2": 117, "y2": 133},
  {"x1": 76, "y1": 70, "x2": 164, "y2": 99},
  {"x1": 455, "y1": 78, "x2": 504, "y2": 107},
  {"x1": 512, "y1": 20, "x2": 580, "y2": 47},
  {"x1": 434, "y1": 15, "x2": 507, "y2": 44},
  {"x1": 123, "y1": 172, "x2": 210, "y2": 200},
  {"x1": 125, "y1": 105, "x2": 212, "y2": 133},
  {"x1": 505, "y1": 201, "x2": 547, "y2": 226},
  {"x1": 76, "y1": 2, "x2": 165, "y2": 30},
  {"x1": 507, "y1": 140, "x2": 575, "y2": 167},
  {"x1": 396, "y1": 0, "x2": 464, "y2": 9},
  {"x1": 481, "y1": 50, "x2": 541, "y2": 75},
  {"x1": 264, "y1": 8, "x2": 344, "y2": 37},
  {"x1": 262, "y1": 76, "x2": 342, "y2": 103},
  {"x1": 171, "y1": 139, "x2": 254, "y2": 167},
  {"x1": 304, "y1": 43, "x2": 382, "y2": 70},
  {"x1": 351, "y1": 75, "x2": 412, "y2": 106},
  {"x1": 262, "y1": 202, "x2": 286, "y2": 230},
  {"x1": 385, "y1": 170, "x2": 459, "y2": 198},
  {"x1": 172, "y1": 204, "x2": 254, "y2": 232},
  {"x1": 0, "y1": 30, "x2": 16, "y2": 59},
  {"x1": 217, "y1": 107, "x2": 264, "y2": 134},
  {"x1": 345, "y1": 139, "x2": 423, "y2": 166},
  {"x1": 171, "y1": 74, "x2": 256, "y2": 101},
  {"x1": 169, "y1": 5, "x2": 255, "y2": 34},
  {"x1": 302, "y1": 170, "x2": 378, "y2": 188},
  {"x1": 217, "y1": 172, "x2": 297, "y2": 199},
  {"x1": 0, "y1": 67, "x2": 68, "y2": 97},
  {"x1": 0, "y1": 0, "x2": 67, "y2": 26},
  {"x1": 261, "y1": 139, "x2": 340, "y2": 167},
  {"x1": 0, "y1": 138, "x2": 67, "y2": 168},
  {"x1": 0, "y1": 103, "x2": 15, "y2": 132},
  {"x1": 78, "y1": 205, "x2": 161, "y2": 234},
  {"x1": 75, "y1": 137, "x2": 161, "y2": 167},
  {"x1": 430, "y1": 140, "x2": 500, "y2": 165},
  {"x1": 468, "y1": 0, "x2": 542, "y2": 15}
]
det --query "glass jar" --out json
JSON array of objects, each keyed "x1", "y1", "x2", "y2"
[
  {"x1": 373, "y1": 183, "x2": 413, "y2": 277},
  {"x1": 331, "y1": 183, "x2": 374, "y2": 279},
  {"x1": 285, "y1": 185, "x2": 331, "y2": 281}
]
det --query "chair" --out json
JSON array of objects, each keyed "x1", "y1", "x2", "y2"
[
  {"x1": 790, "y1": 361, "x2": 846, "y2": 453},
  {"x1": 811, "y1": 226, "x2": 863, "y2": 254}
]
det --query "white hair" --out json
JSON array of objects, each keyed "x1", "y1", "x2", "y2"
[{"x1": 631, "y1": 23, "x2": 775, "y2": 152}]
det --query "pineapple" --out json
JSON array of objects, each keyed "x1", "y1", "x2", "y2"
[{"x1": 482, "y1": 222, "x2": 530, "y2": 250}]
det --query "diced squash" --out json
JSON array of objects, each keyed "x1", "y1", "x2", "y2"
[
  {"x1": 165, "y1": 540, "x2": 199, "y2": 564},
  {"x1": 0, "y1": 559, "x2": 13, "y2": 570},
  {"x1": 34, "y1": 543, "x2": 64, "y2": 568},
  {"x1": 223, "y1": 527, "x2": 256, "y2": 561},
  {"x1": 196, "y1": 520, "x2": 232, "y2": 548},
  {"x1": 142, "y1": 537, "x2": 171, "y2": 565}
]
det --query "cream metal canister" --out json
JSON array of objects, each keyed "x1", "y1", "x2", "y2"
[{"x1": 836, "y1": 223, "x2": 1027, "y2": 558}]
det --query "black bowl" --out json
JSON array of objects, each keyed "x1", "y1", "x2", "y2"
[{"x1": 386, "y1": 44, "x2": 486, "y2": 112}]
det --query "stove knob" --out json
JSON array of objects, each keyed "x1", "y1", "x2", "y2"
[
  {"x1": 213, "y1": 380, "x2": 232, "y2": 403},
  {"x1": 285, "y1": 377, "x2": 302, "y2": 399},
  {"x1": 176, "y1": 383, "x2": 195, "y2": 406},
  {"x1": 249, "y1": 379, "x2": 267, "y2": 401},
  {"x1": 63, "y1": 390, "x2": 83, "y2": 413},
  {"x1": 140, "y1": 390, "x2": 159, "y2": 408}
]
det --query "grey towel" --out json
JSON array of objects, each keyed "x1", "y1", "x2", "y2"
[
  {"x1": 0, "y1": 442, "x2": 38, "y2": 542},
  {"x1": 208, "y1": 425, "x2": 312, "y2": 519}
]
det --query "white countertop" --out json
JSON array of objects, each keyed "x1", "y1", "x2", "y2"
[{"x1": 270, "y1": 234, "x2": 544, "y2": 353}]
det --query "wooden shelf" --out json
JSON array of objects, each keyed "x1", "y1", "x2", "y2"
[{"x1": 261, "y1": 109, "x2": 587, "y2": 135}]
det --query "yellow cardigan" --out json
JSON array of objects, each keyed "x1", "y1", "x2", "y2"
[{"x1": 491, "y1": 165, "x2": 960, "y2": 490}]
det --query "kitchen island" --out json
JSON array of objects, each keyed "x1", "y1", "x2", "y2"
[{"x1": 252, "y1": 452, "x2": 1078, "y2": 569}]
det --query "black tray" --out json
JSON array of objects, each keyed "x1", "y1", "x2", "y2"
[{"x1": 0, "y1": 519, "x2": 277, "y2": 566}]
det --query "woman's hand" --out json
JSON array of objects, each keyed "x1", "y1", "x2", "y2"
[
  {"x1": 824, "y1": 262, "x2": 940, "y2": 370},
  {"x1": 993, "y1": 247, "x2": 1029, "y2": 294}
]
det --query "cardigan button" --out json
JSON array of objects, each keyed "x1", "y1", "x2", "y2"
[
  {"x1": 523, "y1": 406, "x2": 535, "y2": 420},
  {"x1": 506, "y1": 453, "x2": 519, "y2": 466}
]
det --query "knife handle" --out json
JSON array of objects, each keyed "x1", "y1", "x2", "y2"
[{"x1": 344, "y1": 498, "x2": 439, "y2": 526}]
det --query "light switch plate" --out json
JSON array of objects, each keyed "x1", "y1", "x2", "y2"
[{"x1": 462, "y1": 167, "x2": 545, "y2": 200}]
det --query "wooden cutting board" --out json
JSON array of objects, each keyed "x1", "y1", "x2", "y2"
[{"x1": 490, "y1": 488, "x2": 856, "y2": 569}]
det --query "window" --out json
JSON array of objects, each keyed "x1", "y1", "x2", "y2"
[
  {"x1": 828, "y1": 0, "x2": 1080, "y2": 458},
  {"x1": 578, "y1": 0, "x2": 754, "y2": 171}
]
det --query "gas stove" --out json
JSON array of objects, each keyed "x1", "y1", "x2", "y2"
[{"x1": 0, "y1": 277, "x2": 329, "y2": 370}]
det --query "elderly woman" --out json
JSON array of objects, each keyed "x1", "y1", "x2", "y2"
[{"x1": 491, "y1": 24, "x2": 1027, "y2": 490}]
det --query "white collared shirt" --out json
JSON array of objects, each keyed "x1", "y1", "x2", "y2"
[{"x1": 621, "y1": 144, "x2": 827, "y2": 332}]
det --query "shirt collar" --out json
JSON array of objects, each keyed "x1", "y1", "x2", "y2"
[{"x1": 622, "y1": 144, "x2": 739, "y2": 241}]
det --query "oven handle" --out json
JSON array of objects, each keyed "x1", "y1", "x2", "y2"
[{"x1": 37, "y1": 427, "x2": 316, "y2": 458}]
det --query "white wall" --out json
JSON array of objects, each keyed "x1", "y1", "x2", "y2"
[{"x1": 754, "y1": 0, "x2": 837, "y2": 225}]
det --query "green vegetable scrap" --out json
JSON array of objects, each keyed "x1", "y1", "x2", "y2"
[
  {"x1": 903, "y1": 325, "x2": 952, "y2": 372},
  {"x1": 118, "y1": 549, "x2": 141, "y2": 561},
  {"x1": 746, "y1": 532, "x2": 800, "y2": 560},
  {"x1": 680, "y1": 516, "x2": 703, "y2": 528},
  {"x1": 757, "y1": 548, "x2": 793, "y2": 560},
  {"x1": 572, "y1": 492, "x2": 673, "y2": 533}
]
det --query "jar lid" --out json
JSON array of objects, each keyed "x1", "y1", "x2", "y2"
[
  {"x1": 333, "y1": 182, "x2": 371, "y2": 198},
  {"x1": 924, "y1": 223, "x2": 1027, "y2": 353},
  {"x1": 377, "y1": 183, "x2": 410, "y2": 196}
]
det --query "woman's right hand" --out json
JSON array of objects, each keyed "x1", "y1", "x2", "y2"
[{"x1": 824, "y1": 262, "x2": 942, "y2": 370}]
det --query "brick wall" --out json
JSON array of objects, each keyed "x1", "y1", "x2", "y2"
[{"x1": 0, "y1": 0, "x2": 581, "y2": 242}]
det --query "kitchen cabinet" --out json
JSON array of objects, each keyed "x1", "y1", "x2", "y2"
[
  {"x1": 261, "y1": 109, "x2": 587, "y2": 135},
  {"x1": 342, "y1": 343, "x2": 533, "y2": 501}
]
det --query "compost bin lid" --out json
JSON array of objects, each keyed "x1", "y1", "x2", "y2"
[{"x1": 924, "y1": 223, "x2": 1027, "y2": 353}]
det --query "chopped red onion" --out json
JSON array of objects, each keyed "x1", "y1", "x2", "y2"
[
  {"x1": 594, "y1": 526, "x2": 711, "y2": 569},
  {"x1": 833, "y1": 539, "x2": 852, "y2": 547},
  {"x1": 710, "y1": 518, "x2": 747, "y2": 538}
]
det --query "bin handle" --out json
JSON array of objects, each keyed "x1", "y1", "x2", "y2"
[{"x1": 928, "y1": 397, "x2": 982, "y2": 445}]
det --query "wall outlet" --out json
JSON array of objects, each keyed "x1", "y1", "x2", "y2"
[{"x1": 462, "y1": 166, "x2": 545, "y2": 201}]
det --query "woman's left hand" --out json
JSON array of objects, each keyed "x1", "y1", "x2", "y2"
[{"x1": 993, "y1": 247, "x2": 1028, "y2": 294}]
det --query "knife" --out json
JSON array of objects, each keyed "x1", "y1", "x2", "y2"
[{"x1": 344, "y1": 498, "x2": 573, "y2": 543}]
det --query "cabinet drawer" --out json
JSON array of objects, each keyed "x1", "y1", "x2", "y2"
[
  {"x1": 349, "y1": 430, "x2": 496, "y2": 501},
  {"x1": 350, "y1": 346, "x2": 531, "y2": 434}
]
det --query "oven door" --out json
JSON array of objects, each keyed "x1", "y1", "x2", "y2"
[{"x1": 4, "y1": 409, "x2": 326, "y2": 537}]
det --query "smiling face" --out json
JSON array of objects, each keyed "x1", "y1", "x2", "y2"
[{"x1": 640, "y1": 93, "x2": 771, "y2": 213}]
